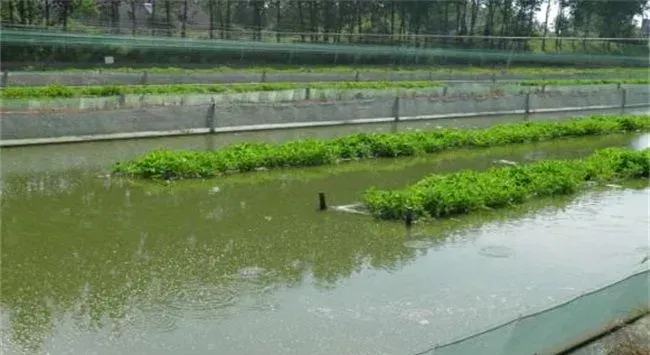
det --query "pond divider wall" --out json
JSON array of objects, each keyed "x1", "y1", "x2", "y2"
[
  {"x1": 3, "y1": 84, "x2": 641, "y2": 112},
  {"x1": 1, "y1": 70, "x2": 636, "y2": 87},
  {"x1": 1, "y1": 87, "x2": 648, "y2": 147},
  {"x1": 417, "y1": 269, "x2": 649, "y2": 355}
]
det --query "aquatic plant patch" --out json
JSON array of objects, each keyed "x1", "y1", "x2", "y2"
[
  {"x1": 112, "y1": 115, "x2": 650, "y2": 180},
  {"x1": 362, "y1": 147, "x2": 650, "y2": 221}
]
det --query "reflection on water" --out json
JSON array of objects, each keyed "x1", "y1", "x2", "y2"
[
  {"x1": 1, "y1": 134, "x2": 649, "y2": 355},
  {"x1": 629, "y1": 133, "x2": 650, "y2": 150}
]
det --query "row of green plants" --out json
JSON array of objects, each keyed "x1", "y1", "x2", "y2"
[
  {"x1": 1, "y1": 81, "x2": 442, "y2": 99},
  {"x1": 5, "y1": 78, "x2": 649, "y2": 100},
  {"x1": 520, "y1": 78, "x2": 650, "y2": 86},
  {"x1": 15, "y1": 65, "x2": 648, "y2": 75},
  {"x1": 112, "y1": 115, "x2": 650, "y2": 180},
  {"x1": 362, "y1": 147, "x2": 650, "y2": 221}
]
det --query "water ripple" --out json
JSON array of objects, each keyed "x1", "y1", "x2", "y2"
[
  {"x1": 158, "y1": 281, "x2": 239, "y2": 320},
  {"x1": 126, "y1": 305, "x2": 178, "y2": 333},
  {"x1": 403, "y1": 239, "x2": 438, "y2": 250},
  {"x1": 478, "y1": 245, "x2": 515, "y2": 258}
]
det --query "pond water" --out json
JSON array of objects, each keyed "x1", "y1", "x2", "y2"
[{"x1": 1, "y1": 131, "x2": 649, "y2": 354}]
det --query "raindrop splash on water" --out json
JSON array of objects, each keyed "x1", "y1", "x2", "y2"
[
  {"x1": 156, "y1": 281, "x2": 239, "y2": 321},
  {"x1": 478, "y1": 245, "x2": 515, "y2": 258}
]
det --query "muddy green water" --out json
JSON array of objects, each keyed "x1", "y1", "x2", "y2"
[{"x1": 1, "y1": 132, "x2": 649, "y2": 355}]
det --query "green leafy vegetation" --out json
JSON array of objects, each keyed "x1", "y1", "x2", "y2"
[
  {"x1": 4, "y1": 78, "x2": 649, "y2": 100},
  {"x1": 520, "y1": 78, "x2": 650, "y2": 86},
  {"x1": 0, "y1": 81, "x2": 442, "y2": 99},
  {"x1": 10, "y1": 66, "x2": 650, "y2": 76},
  {"x1": 362, "y1": 147, "x2": 650, "y2": 221},
  {"x1": 113, "y1": 114, "x2": 650, "y2": 180}
]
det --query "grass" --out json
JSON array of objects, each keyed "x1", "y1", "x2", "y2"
[
  {"x1": 112, "y1": 114, "x2": 650, "y2": 180},
  {"x1": 361, "y1": 147, "x2": 650, "y2": 221},
  {"x1": 4, "y1": 78, "x2": 649, "y2": 100},
  {"x1": 12, "y1": 65, "x2": 650, "y2": 76}
]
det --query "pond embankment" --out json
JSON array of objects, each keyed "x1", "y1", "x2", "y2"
[{"x1": 1, "y1": 85, "x2": 648, "y2": 146}]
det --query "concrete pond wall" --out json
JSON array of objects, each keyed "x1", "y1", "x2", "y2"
[
  {"x1": 1, "y1": 69, "x2": 637, "y2": 87},
  {"x1": 2, "y1": 83, "x2": 637, "y2": 112},
  {"x1": 1, "y1": 86, "x2": 648, "y2": 144}
]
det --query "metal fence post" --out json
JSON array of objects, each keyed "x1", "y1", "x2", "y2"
[
  {"x1": 206, "y1": 100, "x2": 217, "y2": 133},
  {"x1": 524, "y1": 92, "x2": 531, "y2": 115},
  {"x1": 1, "y1": 70, "x2": 8, "y2": 87},
  {"x1": 393, "y1": 95, "x2": 400, "y2": 122},
  {"x1": 621, "y1": 89, "x2": 627, "y2": 109},
  {"x1": 391, "y1": 95, "x2": 400, "y2": 133},
  {"x1": 140, "y1": 71, "x2": 148, "y2": 85}
]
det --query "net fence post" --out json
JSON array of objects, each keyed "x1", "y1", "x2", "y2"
[
  {"x1": 620, "y1": 88, "x2": 627, "y2": 110},
  {"x1": 393, "y1": 95, "x2": 400, "y2": 122},
  {"x1": 140, "y1": 71, "x2": 148, "y2": 85},
  {"x1": 524, "y1": 92, "x2": 531, "y2": 119},
  {"x1": 206, "y1": 99, "x2": 217, "y2": 133},
  {"x1": 391, "y1": 95, "x2": 400, "y2": 133},
  {"x1": 1, "y1": 70, "x2": 8, "y2": 87}
]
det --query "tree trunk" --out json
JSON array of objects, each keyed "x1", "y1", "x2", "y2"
[
  {"x1": 399, "y1": 2, "x2": 406, "y2": 42},
  {"x1": 112, "y1": 0, "x2": 121, "y2": 34},
  {"x1": 469, "y1": 0, "x2": 479, "y2": 45},
  {"x1": 390, "y1": 0, "x2": 395, "y2": 39},
  {"x1": 275, "y1": 0, "x2": 281, "y2": 42},
  {"x1": 61, "y1": 0, "x2": 69, "y2": 30},
  {"x1": 356, "y1": 0, "x2": 362, "y2": 43},
  {"x1": 225, "y1": 0, "x2": 231, "y2": 39},
  {"x1": 309, "y1": 1, "x2": 317, "y2": 42},
  {"x1": 541, "y1": 0, "x2": 552, "y2": 51},
  {"x1": 181, "y1": 0, "x2": 188, "y2": 38},
  {"x1": 17, "y1": 0, "x2": 26, "y2": 24},
  {"x1": 150, "y1": 0, "x2": 157, "y2": 36},
  {"x1": 165, "y1": 0, "x2": 172, "y2": 36},
  {"x1": 484, "y1": 0, "x2": 496, "y2": 48},
  {"x1": 208, "y1": 0, "x2": 215, "y2": 39},
  {"x1": 7, "y1": 0, "x2": 15, "y2": 24},
  {"x1": 44, "y1": 0, "x2": 50, "y2": 26},
  {"x1": 131, "y1": 0, "x2": 137, "y2": 35},
  {"x1": 297, "y1": 1, "x2": 306, "y2": 42},
  {"x1": 443, "y1": 1, "x2": 449, "y2": 44}
]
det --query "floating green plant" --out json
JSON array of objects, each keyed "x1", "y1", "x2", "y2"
[
  {"x1": 112, "y1": 115, "x2": 650, "y2": 180},
  {"x1": 362, "y1": 147, "x2": 650, "y2": 221}
]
